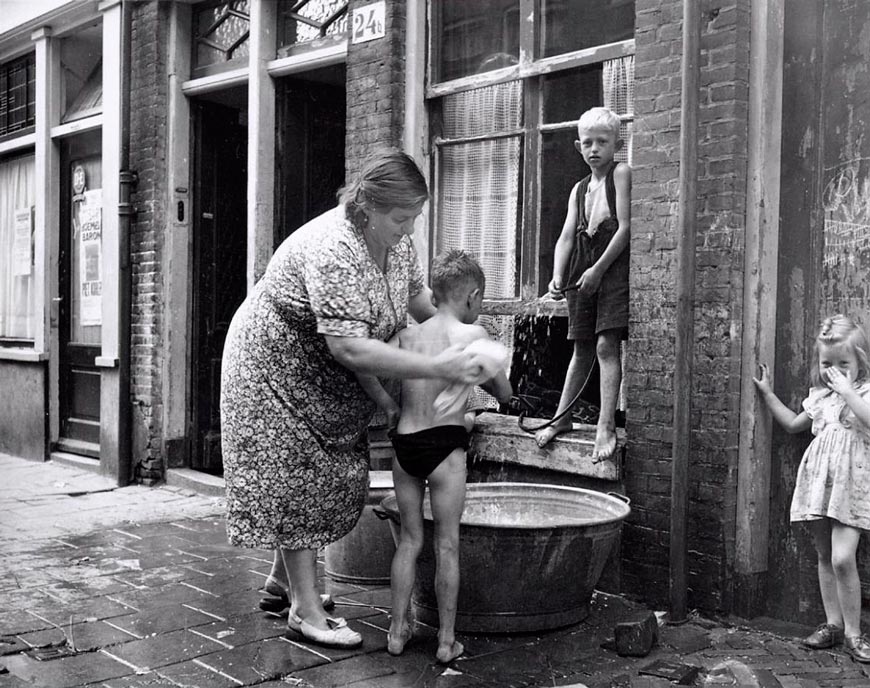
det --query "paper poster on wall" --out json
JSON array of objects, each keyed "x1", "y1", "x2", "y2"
[
  {"x1": 12, "y1": 207, "x2": 32, "y2": 276},
  {"x1": 79, "y1": 189, "x2": 102, "y2": 326}
]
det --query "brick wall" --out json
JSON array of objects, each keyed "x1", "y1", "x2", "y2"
[
  {"x1": 624, "y1": 0, "x2": 751, "y2": 613},
  {"x1": 344, "y1": 0, "x2": 407, "y2": 180},
  {"x1": 128, "y1": 1, "x2": 168, "y2": 484}
]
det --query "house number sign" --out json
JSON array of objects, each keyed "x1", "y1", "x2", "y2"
[{"x1": 352, "y1": 1, "x2": 385, "y2": 44}]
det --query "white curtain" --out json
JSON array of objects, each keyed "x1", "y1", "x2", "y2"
[
  {"x1": 603, "y1": 54, "x2": 635, "y2": 164},
  {"x1": 436, "y1": 81, "x2": 522, "y2": 408},
  {"x1": 436, "y1": 80, "x2": 522, "y2": 300},
  {"x1": 0, "y1": 154, "x2": 36, "y2": 340}
]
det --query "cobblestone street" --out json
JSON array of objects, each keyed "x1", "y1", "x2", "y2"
[{"x1": 1, "y1": 454, "x2": 869, "y2": 687}]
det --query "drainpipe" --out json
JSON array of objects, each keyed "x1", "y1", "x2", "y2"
[
  {"x1": 117, "y1": 0, "x2": 135, "y2": 485},
  {"x1": 669, "y1": 0, "x2": 701, "y2": 622}
]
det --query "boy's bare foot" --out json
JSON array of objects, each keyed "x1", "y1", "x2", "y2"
[
  {"x1": 387, "y1": 622, "x2": 413, "y2": 656},
  {"x1": 591, "y1": 425, "x2": 617, "y2": 463},
  {"x1": 436, "y1": 639, "x2": 464, "y2": 664},
  {"x1": 535, "y1": 418, "x2": 573, "y2": 448}
]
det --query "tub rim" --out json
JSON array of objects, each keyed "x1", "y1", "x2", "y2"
[{"x1": 378, "y1": 481, "x2": 631, "y2": 530}]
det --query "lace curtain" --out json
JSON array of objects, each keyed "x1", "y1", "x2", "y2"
[{"x1": 0, "y1": 153, "x2": 36, "y2": 339}]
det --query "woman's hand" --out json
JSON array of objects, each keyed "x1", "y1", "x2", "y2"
[{"x1": 434, "y1": 344, "x2": 484, "y2": 384}]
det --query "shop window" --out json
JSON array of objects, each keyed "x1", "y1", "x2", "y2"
[
  {"x1": 277, "y1": 0, "x2": 349, "y2": 53},
  {"x1": 192, "y1": 0, "x2": 250, "y2": 76},
  {"x1": 0, "y1": 153, "x2": 36, "y2": 342},
  {"x1": 0, "y1": 54, "x2": 35, "y2": 140}
]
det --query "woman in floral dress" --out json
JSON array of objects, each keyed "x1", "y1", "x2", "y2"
[{"x1": 220, "y1": 150, "x2": 480, "y2": 649}]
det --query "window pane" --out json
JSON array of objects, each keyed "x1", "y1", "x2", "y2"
[
  {"x1": 542, "y1": 64, "x2": 602, "y2": 124},
  {"x1": 436, "y1": 82, "x2": 522, "y2": 300},
  {"x1": 540, "y1": 0, "x2": 635, "y2": 58},
  {"x1": 278, "y1": 0, "x2": 349, "y2": 47},
  {"x1": 0, "y1": 154, "x2": 36, "y2": 340},
  {"x1": 434, "y1": 0, "x2": 520, "y2": 82},
  {"x1": 538, "y1": 129, "x2": 590, "y2": 296},
  {"x1": 193, "y1": 1, "x2": 250, "y2": 70}
]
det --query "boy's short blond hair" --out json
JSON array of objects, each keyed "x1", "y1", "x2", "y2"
[{"x1": 576, "y1": 107, "x2": 621, "y2": 138}]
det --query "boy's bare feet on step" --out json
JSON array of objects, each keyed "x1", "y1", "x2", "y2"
[
  {"x1": 535, "y1": 418, "x2": 573, "y2": 448},
  {"x1": 436, "y1": 639, "x2": 464, "y2": 664},
  {"x1": 591, "y1": 424, "x2": 617, "y2": 463}
]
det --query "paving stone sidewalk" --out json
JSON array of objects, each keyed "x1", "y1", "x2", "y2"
[{"x1": 1, "y1": 454, "x2": 869, "y2": 687}]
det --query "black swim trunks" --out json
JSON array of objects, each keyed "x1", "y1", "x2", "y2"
[{"x1": 389, "y1": 425, "x2": 470, "y2": 479}]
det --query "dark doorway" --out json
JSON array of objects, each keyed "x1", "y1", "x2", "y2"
[
  {"x1": 275, "y1": 68, "x2": 346, "y2": 245},
  {"x1": 58, "y1": 131, "x2": 103, "y2": 458},
  {"x1": 191, "y1": 100, "x2": 248, "y2": 474}
]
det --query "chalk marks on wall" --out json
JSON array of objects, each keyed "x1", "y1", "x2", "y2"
[{"x1": 822, "y1": 157, "x2": 870, "y2": 268}]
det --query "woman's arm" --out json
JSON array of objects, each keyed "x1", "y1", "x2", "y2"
[{"x1": 326, "y1": 334, "x2": 481, "y2": 383}]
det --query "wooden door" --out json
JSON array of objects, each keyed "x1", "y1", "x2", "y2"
[
  {"x1": 770, "y1": 0, "x2": 870, "y2": 623},
  {"x1": 275, "y1": 76, "x2": 346, "y2": 244},
  {"x1": 191, "y1": 102, "x2": 248, "y2": 474},
  {"x1": 58, "y1": 133, "x2": 103, "y2": 457}
]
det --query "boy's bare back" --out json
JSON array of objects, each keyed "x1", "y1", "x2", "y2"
[{"x1": 396, "y1": 313, "x2": 489, "y2": 434}]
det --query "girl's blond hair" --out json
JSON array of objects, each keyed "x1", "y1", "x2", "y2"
[{"x1": 810, "y1": 314, "x2": 870, "y2": 387}]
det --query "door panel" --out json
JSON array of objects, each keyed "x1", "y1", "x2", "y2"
[
  {"x1": 58, "y1": 138, "x2": 102, "y2": 457},
  {"x1": 770, "y1": 0, "x2": 870, "y2": 622},
  {"x1": 191, "y1": 102, "x2": 248, "y2": 474},
  {"x1": 276, "y1": 76, "x2": 346, "y2": 244}
]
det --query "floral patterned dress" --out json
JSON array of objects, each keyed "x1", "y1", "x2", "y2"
[
  {"x1": 790, "y1": 382, "x2": 870, "y2": 530},
  {"x1": 220, "y1": 206, "x2": 425, "y2": 550}
]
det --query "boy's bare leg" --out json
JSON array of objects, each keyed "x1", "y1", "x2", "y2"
[
  {"x1": 536, "y1": 339, "x2": 595, "y2": 447},
  {"x1": 593, "y1": 330, "x2": 621, "y2": 462},
  {"x1": 388, "y1": 462, "x2": 426, "y2": 655},
  {"x1": 428, "y1": 449, "x2": 467, "y2": 664}
]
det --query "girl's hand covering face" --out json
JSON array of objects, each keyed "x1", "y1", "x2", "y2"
[{"x1": 825, "y1": 365, "x2": 852, "y2": 394}]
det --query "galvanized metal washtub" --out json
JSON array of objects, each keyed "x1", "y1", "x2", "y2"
[
  {"x1": 376, "y1": 482, "x2": 630, "y2": 633},
  {"x1": 324, "y1": 471, "x2": 395, "y2": 584}
]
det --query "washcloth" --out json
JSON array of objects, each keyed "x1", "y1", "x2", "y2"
[{"x1": 433, "y1": 338, "x2": 509, "y2": 420}]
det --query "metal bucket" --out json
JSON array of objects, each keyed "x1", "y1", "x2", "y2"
[
  {"x1": 377, "y1": 482, "x2": 630, "y2": 633},
  {"x1": 324, "y1": 470, "x2": 395, "y2": 584}
]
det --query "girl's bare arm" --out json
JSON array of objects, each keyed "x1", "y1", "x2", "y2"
[{"x1": 752, "y1": 363, "x2": 812, "y2": 433}]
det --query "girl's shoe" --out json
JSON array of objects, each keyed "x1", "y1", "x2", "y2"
[
  {"x1": 844, "y1": 635, "x2": 870, "y2": 663},
  {"x1": 802, "y1": 623, "x2": 844, "y2": 649}
]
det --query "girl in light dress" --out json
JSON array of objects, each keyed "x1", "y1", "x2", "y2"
[{"x1": 753, "y1": 314, "x2": 870, "y2": 663}]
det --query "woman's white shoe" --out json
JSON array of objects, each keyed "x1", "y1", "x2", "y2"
[{"x1": 286, "y1": 614, "x2": 362, "y2": 649}]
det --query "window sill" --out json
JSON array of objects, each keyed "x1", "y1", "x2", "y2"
[{"x1": 0, "y1": 348, "x2": 47, "y2": 362}]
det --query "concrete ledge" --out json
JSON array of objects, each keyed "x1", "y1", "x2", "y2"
[
  {"x1": 50, "y1": 451, "x2": 102, "y2": 473},
  {"x1": 470, "y1": 412, "x2": 624, "y2": 481},
  {"x1": 165, "y1": 467, "x2": 226, "y2": 497}
]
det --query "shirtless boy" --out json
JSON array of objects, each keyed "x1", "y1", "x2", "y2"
[{"x1": 369, "y1": 250, "x2": 511, "y2": 663}]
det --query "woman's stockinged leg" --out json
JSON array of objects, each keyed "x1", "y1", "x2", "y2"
[
  {"x1": 808, "y1": 519, "x2": 843, "y2": 628},
  {"x1": 830, "y1": 521, "x2": 862, "y2": 637},
  {"x1": 281, "y1": 547, "x2": 327, "y2": 628},
  {"x1": 388, "y1": 463, "x2": 425, "y2": 655}
]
